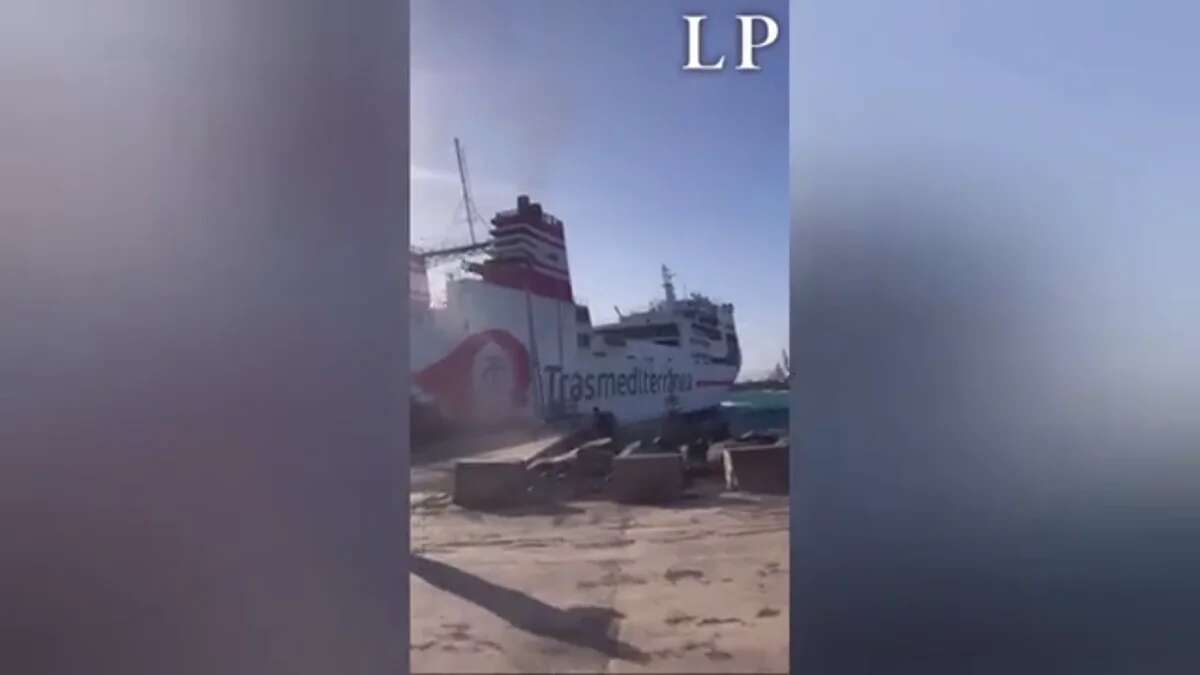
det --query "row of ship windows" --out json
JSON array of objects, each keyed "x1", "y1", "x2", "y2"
[
  {"x1": 578, "y1": 335, "x2": 732, "y2": 363},
  {"x1": 578, "y1": 334, "x2": 684, "y2": 349},
  {"x1": 582, "y1": 351, "x2": 726, "y2": 365},
  {"x1": 578, "y1": 331, "x2": 735, "y2": 349}
]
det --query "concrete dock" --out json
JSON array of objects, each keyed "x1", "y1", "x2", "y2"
[
  {"x1": 410, "y1": 476, "x2": 789, "y2": 673},
  {"x1": 411, "y1": 428, "x2": 570, "y2": 493}
]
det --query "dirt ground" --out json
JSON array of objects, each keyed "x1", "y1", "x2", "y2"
[{"x1": 410, "y1": 478, "x2": 789, "y2": 673}]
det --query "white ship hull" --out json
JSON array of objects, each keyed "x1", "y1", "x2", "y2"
[{"x1": 411, "y1": 195, "x2": 740, "y2": 430}]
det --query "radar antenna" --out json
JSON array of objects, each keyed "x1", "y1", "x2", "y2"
[{"x1": 661, "y1": 265, "x2": 677, "y2": 305}]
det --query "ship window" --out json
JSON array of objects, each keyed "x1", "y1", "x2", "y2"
[
  {"x1": 597, "y1": 323, "x2": 680, "y2": 341},
  {"x1": 577, "y1": 334, "x2": 590, "y2": 348}
]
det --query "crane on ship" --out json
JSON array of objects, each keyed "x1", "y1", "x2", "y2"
[{"x1": 412, "y1": 138, "x2": 492, "y2": 265}]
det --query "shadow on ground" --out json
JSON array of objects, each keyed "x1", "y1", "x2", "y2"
[{"x1": 410, "y1": 554, "x2": 649, "y2": 664}]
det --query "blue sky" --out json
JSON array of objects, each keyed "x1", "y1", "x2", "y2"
[{"x1": 412, "y1": 0, "x2": 789, "y2": 379}]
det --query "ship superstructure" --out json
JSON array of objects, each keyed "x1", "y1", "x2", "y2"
[{"x1": 593, "y1": 266, "x2": 741, "y2": 378}]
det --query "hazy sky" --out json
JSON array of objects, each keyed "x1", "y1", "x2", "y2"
[
  {"x1": 412, "y1": 0, "x2": 788, "y2": 379},
  {"x1": 793, "y1": 0, "x2": 1199, "y2": 221}
]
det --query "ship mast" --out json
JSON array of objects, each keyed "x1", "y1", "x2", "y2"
[
  {"x1": 412, "y1": 139, "x2": 490, "y2": 265},
  {"x1": 454, "y1": 137, "x2": 480, "y2": 245},
  {"x1": 661, "y1": 264, "x2": 677, "y2": 306}
]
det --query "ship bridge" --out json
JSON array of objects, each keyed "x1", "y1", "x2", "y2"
[{"x1": 591, "y1": 266, "x2": 741, "y2": 367}]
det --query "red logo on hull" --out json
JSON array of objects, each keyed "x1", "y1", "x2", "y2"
[{"x1": 413, "y1": 330, "x2": 532, "y2": 422}]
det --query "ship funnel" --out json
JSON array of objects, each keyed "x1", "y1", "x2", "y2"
[{"x1": 481, "y1": 195, "x2": 574, "y2": 304}]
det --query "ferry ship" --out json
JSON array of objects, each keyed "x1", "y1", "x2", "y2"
[{"x1": 411, "y1": 195, "x2": 741, "y2": 433}]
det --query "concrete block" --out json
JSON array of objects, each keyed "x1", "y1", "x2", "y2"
[
  {"x1": 609, "y1": 453, "x2": 683, "y2": 504},
  {"x1": 723, "y1": 445, "x2": 789, "y2": 494},
  {"x1": 736, "y1": 429, "x2": 786, "y2": 446},
  {"x1": 577, "y1": 437, "x2": 616, "y2": 451},
  {"x1": 574, "y1": 444, "x2": 615, "y2": 477},
  {"x1": 453, "y1": 460, "x2": 529, "y2": 509},
  {"x1": 523, "y1": 427, "x2": 595, "y2": 465},
  {"x1": 618, "y1": 440, "x2": 643, "y2": 458}
]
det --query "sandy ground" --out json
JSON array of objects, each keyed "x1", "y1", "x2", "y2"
[{"x1": 410, "y1": 477, "x2": 789, "y2": 673}]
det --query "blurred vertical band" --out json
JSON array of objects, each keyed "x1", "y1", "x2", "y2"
[
  {"x1": 791, "y1": 1, "x2": 1200, "y2": 672},
  {"x1": 0, "y1": 1, "x2": 410, "y2": 673}
]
